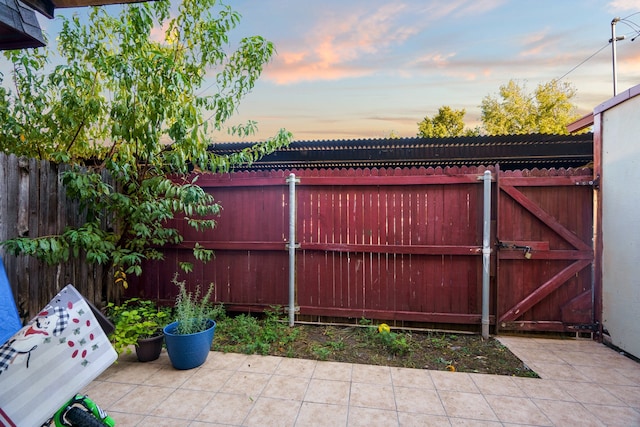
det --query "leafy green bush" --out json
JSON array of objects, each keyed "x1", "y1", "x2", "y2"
[{"x1": 106, "y1": 298, "x2": 169, "y2": 355}]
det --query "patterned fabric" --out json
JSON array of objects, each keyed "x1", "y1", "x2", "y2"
[
  {"x1": 50, "y1": 306, "x2": 69, "y2": 337},
  {"x1": 0, "y1": 341, "x2": 16, "y2": 375}
]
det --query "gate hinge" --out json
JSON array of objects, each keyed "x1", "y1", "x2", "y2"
[
  {"x1": 567, "y1": 322, "x2": 599, "y2": 332},
  {"x1": 575, "y1": 174, "x2": 599, "y2": 190}
]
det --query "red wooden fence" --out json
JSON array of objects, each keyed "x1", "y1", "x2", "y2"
[{"x1": 130, "y1": 165, "x2": 595, "y2": 333}]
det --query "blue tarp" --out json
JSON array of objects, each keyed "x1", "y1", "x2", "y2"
[{"x1": 0, "y1": 257, "x2": 22, "y2": 345}]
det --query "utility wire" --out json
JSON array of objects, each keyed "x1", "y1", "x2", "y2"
[
  {"x1": 557, "y1": 13, "x2": 640, "y2": 82},
  {"x1": 556, "y1": 42, "x2": 610, "y2": 82}
]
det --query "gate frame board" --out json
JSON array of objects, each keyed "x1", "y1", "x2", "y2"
[{"x1": 495, "y1": 168, "x2": 595, "y2": 333}]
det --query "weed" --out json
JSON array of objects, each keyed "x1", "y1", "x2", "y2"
[
  {"x1": 213, "y1": 307, "x2": 298, "y2": 356},
  {"x1": 356, "y1": 318, "x2": 413, "y2": 356},
  {"x1": 312, "y1": 345, "x2": 331, "y2": 360}
]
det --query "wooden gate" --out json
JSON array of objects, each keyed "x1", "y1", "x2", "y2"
[{"x1": 495, "y1": 168, "x2": 595, "y2": 333}]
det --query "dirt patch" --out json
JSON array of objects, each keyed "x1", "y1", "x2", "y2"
[{"x1": 214, "y1": 320, "x2": 538, "y2": 378}]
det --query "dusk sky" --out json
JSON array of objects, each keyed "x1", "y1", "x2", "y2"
[{"x1": 24, "y1": 1, "x2": 640, "y2": 142}]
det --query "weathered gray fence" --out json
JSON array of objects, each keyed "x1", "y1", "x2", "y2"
[{"x1": 0, "y1": 153, "x2": 114, "y2": 322}]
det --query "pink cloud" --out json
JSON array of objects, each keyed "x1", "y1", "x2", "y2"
[
  {"x1": 262, "y1": 0, "x2": 506, "y2": 85},
  {"x1": 263, "y1": 3, "x2": 419, "y2": 84}
]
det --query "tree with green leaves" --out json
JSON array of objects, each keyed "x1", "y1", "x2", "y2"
[
  {"x1": 480, "y1": 79, "x2": 581, "y2": 135},
  {"x1": 417, "y1": 106, "x2": 479, "y2": 138},
  {"x1": 0, "y1": 0, "x2": 292, "y2": 284}
]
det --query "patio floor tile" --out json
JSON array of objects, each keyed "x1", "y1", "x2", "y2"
[
  {"x1": 195, "y1": 392, "x2": 255, "y2": 425},
  {"x1": 393, "y1": 386, "x2": 446, "y2": 416},
  {"x1": 295, "y1": 402, "x2": 348, "y2": 426},
  {"x1": 84, "y1": 337, "x2": 640, "y2": 426},
  {"x1": 438, "y1": 390, "x2": 498, "y2": 421},
  {"x1": 243, "y1": 396, "x2": 301, "y2": 427},
  {"x1": 304, "y1": 378, "x2": 351, "y2": 405},
  {"x1": 347, "y1": 406, "x2": 399, "y2": 427}
]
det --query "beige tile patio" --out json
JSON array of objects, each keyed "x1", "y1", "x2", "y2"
[
  {"x1": 223, "y1": 370, "x2": 271, "y2": 397},
  {"x1": 397, "y1": 412, "x2": 451, "y2": 426},
  {"x1": 275, "y1": 357, "x2": 317, "y2": 378},
  {"x1": 448, "y1": 418, "x2": 502, "y2": 426},
  {"x1": 517, "y1": 349, "x2": 566, "y2": 364},
  {"x1": 262, "y1": 374, "x2": 310, "y2": 400},
  {"x1": 526, "y1": 361, "x2": 592, "y2": 381},
  {"x1": 585, "y1": 403, "x2": 640, "y2": 426},
  {"x1": 438, "y1": 391, "x2": 498, "y2": 421},
  {"x1": 394, "y1": 386, "x2": 446, "y2": 416},
  {"x1": 484, "y1": 394, "x2": 552, "y2": 425},
  {"x1": 84, "y1": 334, "x2": 640, "y2": 426},
  {"x1": 351, "y1": 363, "x2": 392, "y2": 385},
  {"x1": 203, "y1": 351, "x2": 249, "y2": 370},
  {"x1": 105, "y1": 361, "x2": 163, "y2": 384},
  {"x1": 304, "y1": 378, "x2": 351, "y2": 405},
  {"x1": 82, "y1": 380, "x2": 137, "y2": 408},
  {"x1": 347, "y1": 406, "x2": 399, "y2": 427},
  {"x1": 533, "y1": 399, "x2": 605, "y2": 427},
  {"x1": 151, "y1": 388, "x2": 215, "y2": 420},
  {"x1": 313, "y1": 360, "x2": 353, "y2": 381},
  {"x1": 511, "y1": 377, "x2": 574, "y2": 401},
  {"x1": 349, "y1": 382, "x2": 396, "y2": 410},
  {"x1": 195, "y1": 392, "x2": 255, "y2": 425},
  {"x1": 557, "y1": 350, "x2": 629, "y2": 369},
  {"x1": 136, "y1": 415, "x2": 191, "y2": 427},
  {"x1": 602, "y1": 383, "x2": 640, "y2": 408},
  {"x1": 295, "y1": 402, "x2": 348, "y2": 426},
  {"x1": 619, "y1": 364, "x2": 640, "y2": 384},
  {"x1": 180, "y1": 366, "x2": 235, "y2": 392},
  {"x1": 555, "y1": 380, "x2": 625, "y2": 405},
  {"x1": 103, "y1": 411, "x2": 145, "y2": 427},
  {"x1": 243, "y1": 396, "x2": 302, "y2": 427},
  {"x1": 141, "y1": 364, "x2": 195, "y2": 387},
  {"x1": 109, "y1": 384, "x2": 174, "y2": 415},
  {"x1": 239, "y1": 354, "x2": 283, "y2": 374},
  {"x1": 430, "y1": 371, "x2": 480, "y2": 393},
  {"x1": 469, "y1": 373, "x2": 527, "y2": 397},
  {"x1": 390, "y1": 366, "x2": 435, "y2": 389},
  {"x1": 576, "y1": 366, "x2": 639, "y2": 385},
  {"x1": 190, "y1": 422, "x2": 230, "y2": 427}
]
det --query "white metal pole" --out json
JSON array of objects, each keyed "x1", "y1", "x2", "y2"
[
  {"x1": 481, "y1": 170, "x2": 492, "y2": 339},
  {"x1": 611, "y1": 17, "x2": 624, "y2": 97},
  {"x1": 286, "y1": 173, "x2": 299, "y2": 327}
]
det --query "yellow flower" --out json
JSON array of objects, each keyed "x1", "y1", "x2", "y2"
[
  {"x1": 378, "y1": 323, "x2": 391, "y2": 334},
  {"x1": 446, "y1": 365, "x2": 456, "y2": 372}
]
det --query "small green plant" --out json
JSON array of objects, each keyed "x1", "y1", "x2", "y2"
[
  {"x1": 214, "y1": 307, "x2": 299, "y2": 355},
  {"x1": 172, "y1": 274, "x2": 216, "y2": 335},
  {"x1": 312, "y1": 344, "x2": 331, "y2": 361},
  {"x1": 356, "y1": 318, "x2": 413, "y2": 356},
  {"x1": 377, "y1": 330, "x2": 412, "y2": 356},
  {"x1": 106, "y1": 298, "x2": 169, "y2": 355},
  {"x1": 427, "y1": 332, "x2": 449, "y2": 349}
]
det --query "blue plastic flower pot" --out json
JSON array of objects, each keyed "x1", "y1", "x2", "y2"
[{"x1": 163, "y1": 319, "x2": 216, "y2": 370}]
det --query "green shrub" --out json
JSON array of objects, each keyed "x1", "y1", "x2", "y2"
[{"x1": 106, "y1": 298, "x2": 169, "y2": 355}]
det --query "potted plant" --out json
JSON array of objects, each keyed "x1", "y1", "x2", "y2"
[
  {"x1": 163, "y1": 275, "x2": 217, "y2": 370},
  {"x1": 106, "y1": 298, "x2": 169, "y2": 362}
]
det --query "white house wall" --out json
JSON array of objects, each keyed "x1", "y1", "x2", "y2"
[{"x1": 601, "y1": 88, "x2": 640, "y2": 359}]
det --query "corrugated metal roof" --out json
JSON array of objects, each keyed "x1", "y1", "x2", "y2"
[{"x1": 209, "y1": 133, "x2": 593, "y2": 171}]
